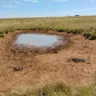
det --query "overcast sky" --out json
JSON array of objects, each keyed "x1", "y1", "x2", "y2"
[{"x1": 0, "y1": 0, "x2": 96, "y2": 18}]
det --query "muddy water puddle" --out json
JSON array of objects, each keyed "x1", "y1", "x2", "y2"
[
  {"x1": 15, "y1": 33, "x2": 63, "y2": 47},
  {"x1": 13, "y1": 33, "x2": 68, "y2": 53}
]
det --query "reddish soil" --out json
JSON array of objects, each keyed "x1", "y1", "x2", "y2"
[{"x1": 0, "y1": 30, "x2": 96, "y2": 94}]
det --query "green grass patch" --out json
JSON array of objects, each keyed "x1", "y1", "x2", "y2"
[
  {"x1": 8, "y1": 82, "x2": 72, "y2": 96},
  {"x1": 0, "y1": 33, "x2": 4, "y2": 37},
  {"x1": 83, "y1": 28, "x2": 96, "y2": 40},
  {"x1": 76, "y1": 85, "x2": 96, "y2": 96},
  {"x1": 7, "y1": 82, "x2": 96, "y2": 96}
]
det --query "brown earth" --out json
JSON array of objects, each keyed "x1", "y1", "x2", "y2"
[{"x1": 0, "y1": 30, "x2": 96, "y2": 94}]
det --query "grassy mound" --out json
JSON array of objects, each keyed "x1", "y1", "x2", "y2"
[
  {"x1": 7, "y1": 82, "x2": 96, "y2": 96},
  {"x1": 0, "y1": 32, "x2": 4, "y2": 37},
  {"x1": 83, "y1": 28, "x2": 96, "y2": 40},
  {"x1": 8, "y1": 83, "x2": 72, "y2": 96}
]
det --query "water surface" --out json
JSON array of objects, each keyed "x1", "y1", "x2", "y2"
[{"x1": 16, "y1": 33, "x2": 59, "y2": 47}]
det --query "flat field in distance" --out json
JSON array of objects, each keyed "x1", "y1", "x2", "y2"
[
  {"x1": 0, "y1": 16, "x2": 96, "y2": 39},
  {"x1": 0, "y1": 16, "x2": 96, "y2": 31}
]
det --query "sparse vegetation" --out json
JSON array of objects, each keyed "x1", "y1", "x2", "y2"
[
  {"x1": 83, "y1": 27, "x2": 96, "y2": 40},
  {"x1": 7, "y1": 82, "x2": 96, "y2": 96},
  {"x1": 0, "y1": 32, "x2": 4, "y2": 37},
  {"x1": 76, "y1": 85, "x2": 96, "y2": 96},
  {"x1": 0, "y1": 16, "x2": 96, "y2": 39},
  {"x1": 8, "y1": 83, "x2": 72, "y2": 96}
]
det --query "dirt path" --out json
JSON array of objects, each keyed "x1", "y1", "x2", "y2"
[{"x1": 0, "y1": 31, "x2": 96, "y2": 93}]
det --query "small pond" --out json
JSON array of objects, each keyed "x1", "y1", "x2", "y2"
[{"x1": 15, "y1": 33, "x2": 62, "y2": 47}]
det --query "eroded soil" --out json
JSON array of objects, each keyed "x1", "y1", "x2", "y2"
[{"x1": 0, "y1": 30, "x2": 96, "y2": 94}]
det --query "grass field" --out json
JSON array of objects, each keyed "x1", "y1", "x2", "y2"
[
  {"x1": 0, "y1": 16, "x2": 96, "y2": 96},
  {"x1": 0, "y1": 16, "x2": 96, "y2": 39}
]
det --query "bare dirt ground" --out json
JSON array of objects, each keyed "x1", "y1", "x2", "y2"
[{"x1": 0, "y1": 31, "x2": 96, "y2": 94}]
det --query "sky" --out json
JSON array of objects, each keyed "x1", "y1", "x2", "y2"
[{"x1": 0, "y1": 0, "x2": 96, "y2": 18}]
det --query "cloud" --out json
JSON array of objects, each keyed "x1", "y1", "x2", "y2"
[
  {"x1": 23, "y1": 0, "x2": 38, "y2": 3},
  {"x1": 72, "y1": 8, "x2": 95, "y2": 12},
  {"x1": 1, "y1": 5, "x2": 16, "y2": 8},
  {"x1": 8, "y1": 5, "x2": 12, "y2": 7},
  {"x1": 52, "y1": 0, "x2": 69, "y2": 2},
  {"x1": 21, "y1": 3, "x2": 24, "y2": 5},
  {"x1": 16, "y1": 1, "x2": 20, "y2": 3},
  {"x1": 0, "y1": 0, "x2": 38, "y2": 7}
]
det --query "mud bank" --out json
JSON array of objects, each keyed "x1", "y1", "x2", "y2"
[{"x1": 11, "y1": 32, "x2": 69, "y2": 54}]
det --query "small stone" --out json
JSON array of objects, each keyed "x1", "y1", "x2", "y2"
[
  {"x1": 87, "y1": 62, "x2": 90, "y2": 64},
  {"x1": 13, "y1": 66, "x2": 23, "y2": 71},
  {"x1": 53, "y1": 50, "x2": 58, "y2": 53},
  {"x1": 72, "y1": 58, "x2": 85, "y2": 63}
]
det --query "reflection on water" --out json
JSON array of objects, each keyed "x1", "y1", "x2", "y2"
[{"x1": 16, "y1": 33, "x2": 59, "y2": 47}]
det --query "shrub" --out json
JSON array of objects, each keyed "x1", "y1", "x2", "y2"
[
  {"x1": 56, "y1": 28, "x2": 69, "y2": 32},
  {"x1": 0, "y1": 34, "x2": 4, "y2": 37},
  {"x1": 71, "y1": 28, "x2": 83, "y2": 34},
  {"x1": 5, "y1": 31, "x2": 8, "y2": 34},
  {"x1": 83, "y1": 29, "x2": 96, "y2": 40},
  {"x1": 0, "y1": 32, "x2": 4, "y2": 34}
]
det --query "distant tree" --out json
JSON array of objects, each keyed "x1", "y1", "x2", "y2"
[{"x1": 75, "y1": 15, "x2": 80, "y2": 16}]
